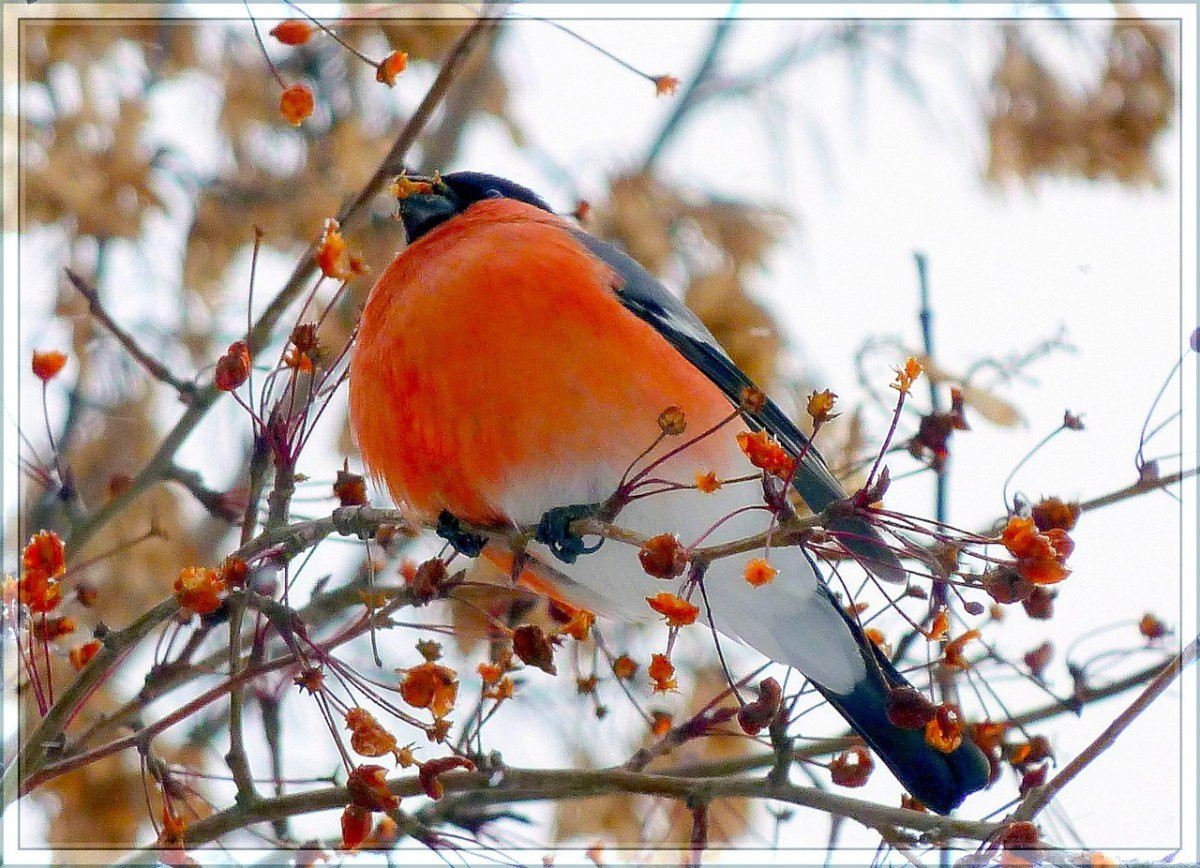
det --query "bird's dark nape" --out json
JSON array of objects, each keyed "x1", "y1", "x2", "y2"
[
  {"x1": 398, "y1": 171, "x2": 556, "y2": 243},
  {"x1": 441, "y1": 171, "x2": 555, "y2": 213}
]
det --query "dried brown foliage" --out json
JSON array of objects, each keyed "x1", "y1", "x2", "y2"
[{"x1": 987, "y1": 19, "x2": 1176, "y2": 184}]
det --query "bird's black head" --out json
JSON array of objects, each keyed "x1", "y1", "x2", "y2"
[{"x1": 395, "y1": 171, "x2": 554, "y2": 243}]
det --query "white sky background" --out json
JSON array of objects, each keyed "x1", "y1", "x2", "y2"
[{"x1": 4, "y1": 2, "x2": 1198, "y2": 865}]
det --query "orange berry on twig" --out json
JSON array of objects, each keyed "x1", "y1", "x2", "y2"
[
  {"x1": 280, "y1": 83, "x2": 314, "y2": 125},
  {"x1": 269, "y1": 20, "x2": 314, "y2": 45},
  {"x1": 31, "y1": 350, "x2": 67, "y2": 382}
]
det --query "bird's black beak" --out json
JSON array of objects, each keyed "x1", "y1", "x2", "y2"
[{"x1": 395, "y1": 175, "x2": 462, "y2": 243}]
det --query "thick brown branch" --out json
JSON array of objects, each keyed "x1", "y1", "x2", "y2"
[{"x1": 180, "y1": 765, "x2": 1002, "y2": 848}]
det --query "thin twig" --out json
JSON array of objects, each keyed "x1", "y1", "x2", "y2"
[
  {"x1": 1011, "y1": 636, "x2": 1197, "y2": 822},
  {"x1": 64, "y1": 268, "x2": 197, "y2": 398}
]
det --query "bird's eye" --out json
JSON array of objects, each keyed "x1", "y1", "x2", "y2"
[{"x1": 484, "y1": 189, "x2": 504, "y2": 199}]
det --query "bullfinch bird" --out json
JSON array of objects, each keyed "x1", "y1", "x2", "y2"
[{"x1": 348, "y1": 171, "x2": 989, "y2": 813}]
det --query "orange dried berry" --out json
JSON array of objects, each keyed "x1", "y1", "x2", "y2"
[
  {"x1": 23, "y1": 530, "x2": 66, "y2": 577},
  {"x1": 806, "y1": 389, "x2": 839, "y2": 425},
  {"x1": 1023, "y1": 641, "x2": 1053, "y2": 677},
  {"x1": 32, "y1": 616, "x2": 76, "y2": 641},
  {"x1": 645, "y1": 592, "x2": 699, "y2": 628},
  {"x1": 399, "y1": 661, "x2": 459, "y2": 718},
  {"x1": 280, "y1": 82, "x2": 314, "y2": 125},
  {"x1": 375, "y1": 51, "x2": 408, "y2": 87},
  {"x1": 656, "y1": 405, "x2": 687, "y2": 436},
  {"x1": 157, "y1": 806, "x2": 187, "y2": 854},
  {"x1": 982, "y1": 566, "x2": 1034, "y2": 605},
  {"x1": 1022, "y1": 586, "x2": 1056, "y2": 620},
  {"x1": 1019, "y1": 556, "x2": 1070, "y2": 586},
  {"x1": 891, "y1": 356, "x2": 923, "y2": 393},
  {"x1": 512, "y1": 624, "x2": 557, "y2": 674},
  {"x1": 648, "y1": 653, "x2": 677, "y2": 693},
  {"x1": 743, "y1": 557, "x2": 778, "y2": 588},
  {"x1": 341, "y1": 804, "x2": 372, "y2": 851},
  {"x1": 561, "y1": 609, "x2": 595, "y2": 641},
  {"x1": 885, "y1": 687, "x2": 938, "y2": 730},
  {"x1": 334, "y1": 462, "x2": 368, "y2": 507},
  {"x1": 283, "y1": 346, "x2": 314, "y2": 373},
  {"x1": 737, "y1": 677, "x2": 782, "y2": 735},
  {"x1": 69, "y1": 638, "x2": 102, "y2": 671},
  {"x1": 409, "y1": 557, "x2": 447, "y2": 603},
  {"x1": 900, "y1": 794, "x2": 926, "y2": 812},
  {"x1": 969, "y1": 720, "x2": 1007, "y2": 754},
  {"x1": 653, "y1": 74, "x2": 680, "y2": 96},
  {"x1": 347, "y1": 764, "x2": 399, "y2": 812},
  {"x1": 829, "y1": 745, "x2": 874, "y2": 788},
  {"x1": 484, "y1": 676, "x2": 515, "y2": 701},
  {"x1": 1043, "y1": 528, "x2": 1074, "y2": 562},
  {"x1": 1031, "y1": 497, "x2": 1080, "y2": 532},
  {"x1": 214, "y1": 340, "x2": 251, "y2": 391},
  {"x1": 638, "y1": 534, "x2": 689, "y2": 579},
  {"x1": 1022, "y1": 734, "x2": 1052, "y2": 765},
  {"x1": 317, "y1": 217, "x2": 351, "y2": 280},
  {"x1": 1007, "y1": 741, "x2": 1032, "y2": 766},
  {"x1": 174, "y1": 566, "x2": 226, "y2": 616},
  {"x1": 477, "y1": 662, "x2": 503, "y2": 685},
  {"x1": 925, "y1": 608, "x2": 950, "y2": 640},
  {"x1": 75, "y1": 582, "x2": 98, "y2": 607},
  {"x1": 1020, "y1": 765, "x2": 1048, "y2": 797},
  {"x1": 694, "y1": 470, "x2": 721, "y2": 493},
  {"x1": 345, "y1": 707, "x2": 406, "y2": 762},
  {"x1": 941, "y1": 629, "x2": 980, "y2": 670},
  {"x1": 418, "y1": 756, "x2": 475, "y2": 800},
  {"x1": 1000, "y1": 516, "x2": 1045, "y2": 559},
  {"x1": 549, "y1": 599, "x2": 596, "y2": 640},
  {"x1": 294, "y1": 666, "x2": 324, "y2": 694},
  {"x1": 19, "y1": 570, "x2": 62, "y2": 613},
  {"x1": 650, "y1": 710, "x2": 673, "y2": 736},
  {"x1": 612, "y1": 654, "x2": 638, "y2": 680},
  {"x1": 269, "y1": 19, "x2": 314, "y2": 45},
  {"x1": 1139, "y1": 612, "x2": 1168, "y2": 640},
  {"x1": 925, "y1": 704, "x2": 964, "y2": 753},
  {"x1": 31, "y1": 350, "x2": 68, "y2": 382},
  {"x1": 739, "y1": 385, "x2": 767, "y2": 413},
  {"x1": 736, "y1": 430, "x2": 796, "y2": 479},
  {"x1": 218, "y1": 556, "x2": 248, "y2": 589},
  {"x1": 367, "y1": 815, "x2": 401, "y2": 847},
  {"x1": 999, "y1": 820, "x2": 1041, "y2": 851}
]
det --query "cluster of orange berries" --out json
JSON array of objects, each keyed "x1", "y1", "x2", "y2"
[
  {"x1": 984, "y1": 498, "x2": 1079, "y2": 608},
  {"x1": 6, "y1": 530, "x2": 101, "y2": 674},
  {"x1": 268, "y1": 20, "x2": 408, "y2": 126}
]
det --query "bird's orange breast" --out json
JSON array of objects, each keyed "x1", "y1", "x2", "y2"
[{"x1": 348, "y1": 199, "x2": 737, "y2": 526}]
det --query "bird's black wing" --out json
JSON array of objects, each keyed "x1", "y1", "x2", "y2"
[{"x1": 572, "y1": 230, "x2": 904, "y2": 583}]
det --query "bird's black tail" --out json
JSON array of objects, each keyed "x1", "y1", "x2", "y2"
[{"x1": 813, "y1": 583, "x2": 991, "y2": 814}]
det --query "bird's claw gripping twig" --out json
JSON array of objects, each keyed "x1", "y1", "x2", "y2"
[{"x1": 535, "y1": 503, "x2": 606, "y2": 564}]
